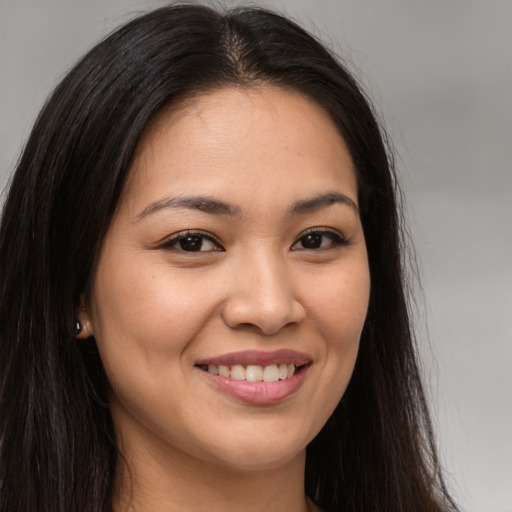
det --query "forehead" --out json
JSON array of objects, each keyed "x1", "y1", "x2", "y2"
[{"x1": 122, "y1": 86, "x2": 357, "y2": 215}]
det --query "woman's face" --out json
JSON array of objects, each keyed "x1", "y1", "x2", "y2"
[{"x1": 82, "y1": 86, "x2": 370, "y2": 472}]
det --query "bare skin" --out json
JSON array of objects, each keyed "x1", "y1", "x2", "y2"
[
  {"x1": 78, "y1": 86, "x2": 369, "y2": 511},
  {"x1": 114, "y1": 447, "x2": 321, "y2": 511}
]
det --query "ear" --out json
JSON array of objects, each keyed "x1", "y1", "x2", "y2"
[{"x1": 75, "y1": 297, "x2": 94, "y2": 339}]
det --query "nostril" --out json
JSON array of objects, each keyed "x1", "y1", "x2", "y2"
[
  {"x1": 221, "y1": 288, "x2": 306, "y2": 335},
  {"x1": 230, "y1": 320, "x2": 300, "y2": 335},
  {"x1": 233, "y1": 322, "x2": 266, "y2": 334}
]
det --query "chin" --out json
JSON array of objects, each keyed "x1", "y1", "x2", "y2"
[
  {"x1": 212, "y1": 446, "x2": 306, "y2": 473},
  {"x1": 198, "y1": 427, "x2": 311, "y2": 472}
]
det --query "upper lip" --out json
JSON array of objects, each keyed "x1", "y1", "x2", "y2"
[{"x1": 195, "y1": 349, "x2": 311, "y2": 367}]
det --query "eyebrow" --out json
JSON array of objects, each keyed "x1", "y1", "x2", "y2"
[
  {"x1": 290, "y1": 192, "x2": 359, "y2": 216},
  {"x1": 135, "y1": 195, "x2": 242, "y2": 221},
  {"x1": 135, "y1": 191, "x2": 358, "y2": 222}
]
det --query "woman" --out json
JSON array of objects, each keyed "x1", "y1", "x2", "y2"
[{"x1": 0, "y1": 4, "x2": 459, "y2": 512}]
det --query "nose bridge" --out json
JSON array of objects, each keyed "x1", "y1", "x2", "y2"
[{"x1": 222, "y1": 244, "x2": 305, "y2": 334}]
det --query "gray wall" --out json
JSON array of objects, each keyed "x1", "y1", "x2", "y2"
[{"x1": 1, "y1": 1, "x2": 511, "y2": 510}]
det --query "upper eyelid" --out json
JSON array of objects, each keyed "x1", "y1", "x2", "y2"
[
  {"x1": 155, "y1": 226, "x2": 346, "y2": 249},
  {"x1": 298, "y1": 226, "x2": 340, "y2": 235},
  {"x1": 294, "y1": 227, "x2": 346, "y2": 240},
  {"x1": 157, "y1": 230, "x2": 224, "y2": 250},
  {"x1": 291, "y1": 227, "x2": 348, "y2": 249}
]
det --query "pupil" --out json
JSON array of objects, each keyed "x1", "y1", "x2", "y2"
[
  {"x1": 179, "y1": 235, "x2": 202, "y2": 251},
  {"x1": 302, "y1": 233, "x2": 322, "y2": 249}
]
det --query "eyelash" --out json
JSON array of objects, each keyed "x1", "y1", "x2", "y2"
[
  {"x1": 158, "y1": 228, "x2": 348, "y2": 253},
  {"x1": 291, "y1": 228, "x2": 349, "y2": 251},
  {"x1": 158, "y1": 230, "x2": 224, "y2": 253}
]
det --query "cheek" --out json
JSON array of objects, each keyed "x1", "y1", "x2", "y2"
[
  {"x1": 91, "y1": 255, "x2": 223, "y2": 356},
  {"x1": 310, "y1": 261, "x2": 370, "y2": 340},
  {"x1": 307, "y1": 259, "x2": 370, "y2": 391}
]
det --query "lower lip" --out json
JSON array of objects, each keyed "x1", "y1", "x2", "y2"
[{"x1": 198, "y1": 366, "x2": 308, "y2": 405}]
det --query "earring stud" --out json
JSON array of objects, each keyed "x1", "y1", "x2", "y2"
[{"x1": 74, "y1": 319, "x2": 83, "y2": 335}]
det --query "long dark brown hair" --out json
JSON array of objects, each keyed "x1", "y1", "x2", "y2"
[{"x1": 0, "y1": 4, "x2": 458, "y2": 512}]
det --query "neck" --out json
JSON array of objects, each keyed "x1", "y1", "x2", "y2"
[{"x1": 113, "y1": 434, "x2": 317, "y2": 512}]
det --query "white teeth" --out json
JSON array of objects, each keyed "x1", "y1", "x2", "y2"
[
  {"x1": 262, "y1": 364, "x2": 280, "y2": 382},
  {"x1": 205, "y1": 363, "x2": 299, "y2": 381},
  {"x1": 230, "y1": 364, "x2": 246, "y2": 380},
  {"x1": 219, "y1": 365, "x2": 230, "y2": 377},
  {"x1": 246, "y1": 365, "x2": 263, "y2": 382}
]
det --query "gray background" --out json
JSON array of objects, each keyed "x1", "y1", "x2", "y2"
[{"x1": 1, "y1": 1, "x2": 511, "y2": 510}]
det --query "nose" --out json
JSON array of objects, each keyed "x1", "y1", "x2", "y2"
[{"x1": 221, "y1": 251, "x2": 306, "y2": 335}]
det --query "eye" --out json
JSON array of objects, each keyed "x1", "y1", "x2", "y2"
[
  {"x1": 291, "y1": 229, "x2": 347, "y2": 251},
  {"x1": 160, "y1": 231, "x2": 223, "y2": 253}
]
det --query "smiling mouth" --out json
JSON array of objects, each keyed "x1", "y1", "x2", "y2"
[
  {"x1": 196, "y1": 363, "x2": 305, "y2": 382},
  {"x1": 195, "y1": 350, "x2": 311, "y2": 403}
]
